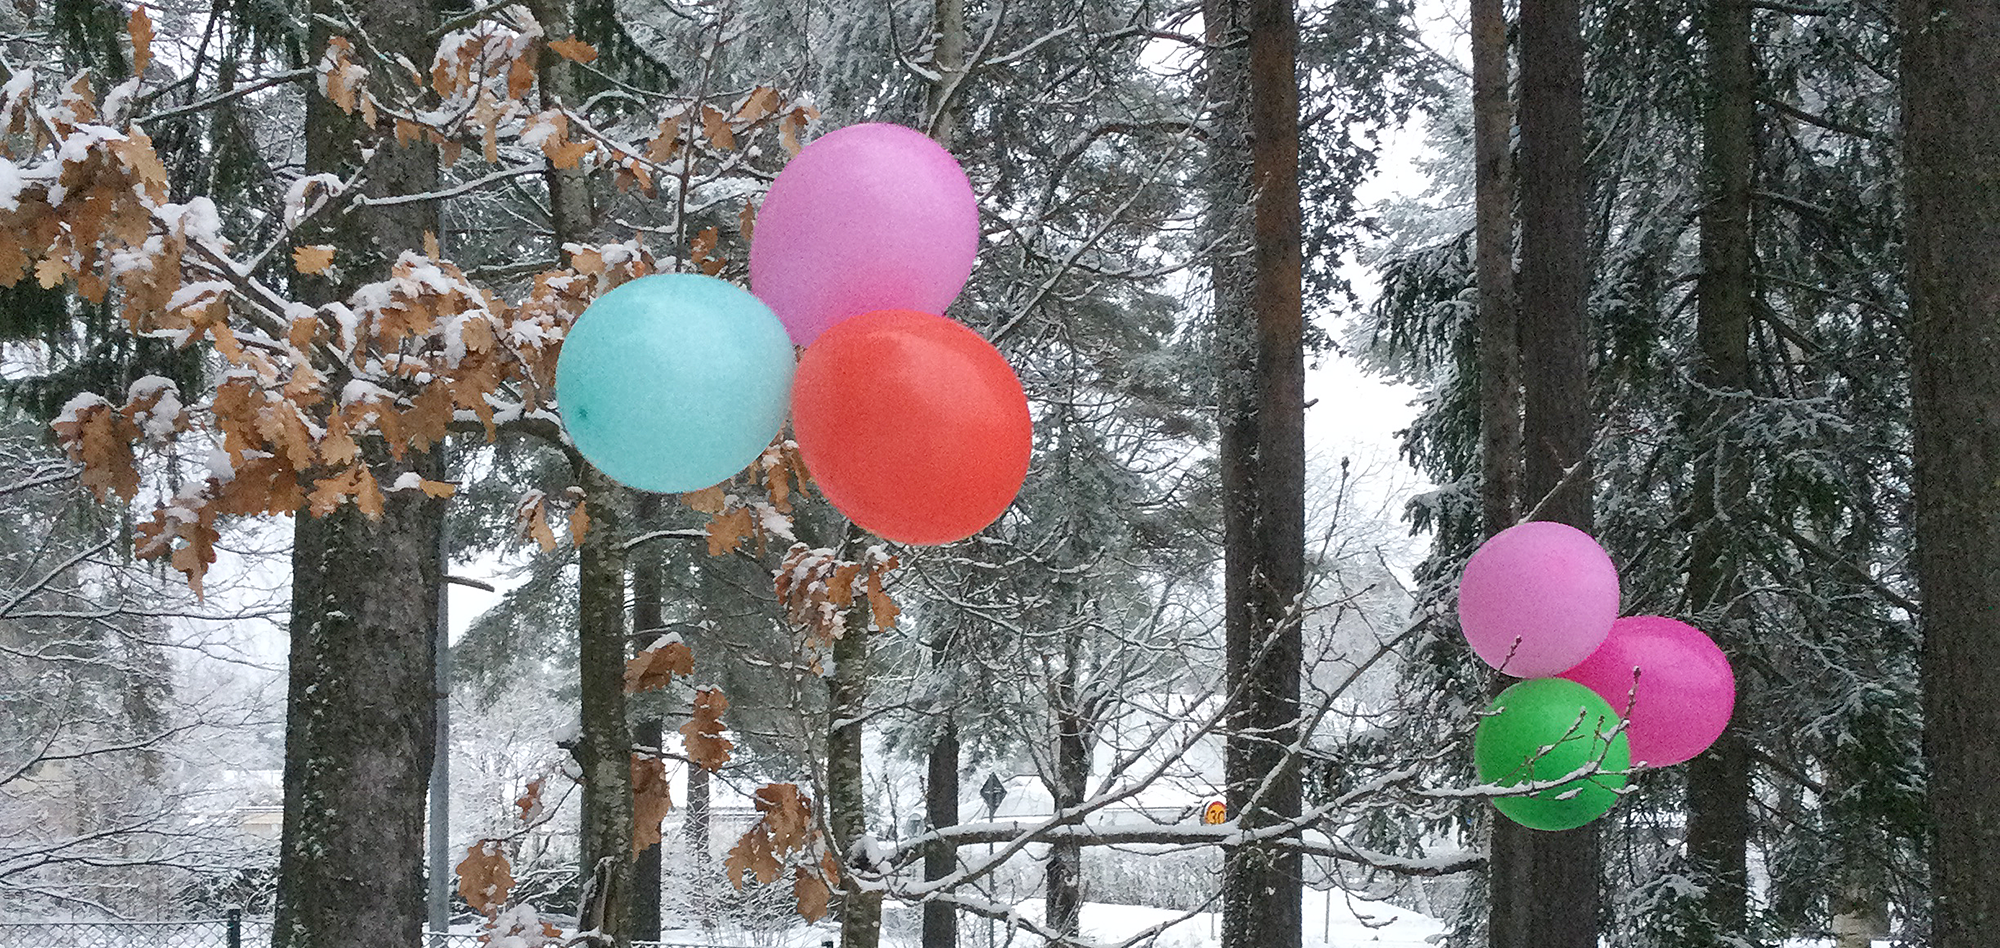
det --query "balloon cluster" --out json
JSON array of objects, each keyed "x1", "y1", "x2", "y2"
[
  {"x1": 555, "y1": 123, "x2": 1031, "y2": 546},
  {"x1": 1459, "y1": 522, "x2": 1736, "y2": 830}
]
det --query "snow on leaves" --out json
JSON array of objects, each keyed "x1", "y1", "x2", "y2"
[
  {"x1": 514, "y1": 777, "x2": 547, "y2": 825},
  {"x1": 26, "y1": 12, "x2": 852, "y2": 929},
  {"x1": 456, "y1": 840, "x2": 515, "y2": 915},
  {"x1": 773, "y1": 543, "x2": 901, "y2": 652},
  {"x1": 292, "y1": 245, "x2": 335, "y2": 275},
  {"x1": 455, "y1": 840, "x2": 562, "y2": 947},
  {"x1": 52, "y1": 394, "x2": 140, "y2": 501},
  {"x1": 723, "y1": 783, "x2": 839, "y2": 921},
  {"x1": 624, "y1": 634, "x2": 695, "y2": 694}
]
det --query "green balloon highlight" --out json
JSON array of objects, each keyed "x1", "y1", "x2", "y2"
[{"x1": 1475, "y1": 677, "x2": 1631, "y2": 831}]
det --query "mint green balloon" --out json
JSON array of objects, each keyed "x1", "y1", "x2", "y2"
[
  {"x1": 1475, "y1": 677, "x2": 1631, "y2": 831},
  {"x1": 556, "y1": 274, "x2": 795, "y2": 493}
]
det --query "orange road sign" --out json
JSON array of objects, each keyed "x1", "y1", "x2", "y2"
[{"x1": 1202, "y1": 800, "x2": 1227, "y2": 825}]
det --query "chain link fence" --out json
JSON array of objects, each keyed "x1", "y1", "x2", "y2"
[
  {"x1": 0, "y1": 918, "x2": 809, "y2": 948},
  {"x1": 0, "y1": 913, "x2": 270, "y2": 948}
]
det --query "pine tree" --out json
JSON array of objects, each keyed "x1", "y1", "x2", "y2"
[{"x1": 1903, "y1": 0, "x2": 2000, "y2": 942}]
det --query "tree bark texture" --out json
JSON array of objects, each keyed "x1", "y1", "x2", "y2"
[
  {"x1": 277, "y1": 469, "x2": 445, "y2": 948},
  {"x1": 529, "y1": 0, "x2": 597, "y2": 247},
  {"x1": 922, "y1": 716, "x2": 960, "y2": 948},
  {"x1": 275, "y1": 0, "x2": 442, "y2": 942},
  {"x1": 1488, "y1": 0, "x2": 1598, "y2": 945},
  {"x1": 830, "y1": 604, "x2": 882, "y2": 948},
  {"x1": 628, "y1": 493, "x2": 664, "y2": 942},
  {"x1": 686, "y1": 757, "x2": 714, "y2": 929},
  {"x1": 1903, "y1": 0, "x2": 2000, "y2": 943},
  {"x1": 1681, "y1": 0, "x2": 1755, "y2": 938},
  {"x1": 1473, "y1": 0, "x2": 1521, "y2": 536},
  {"x1": 574, "y1": 465, "x2": 633, "y2": 947},
  {"x1": 1046, "y1": 659, "x2": 1089, "y2": 940},
  {"x1": 1208, "y1": 1, "x2": 1306, "y2": 947},
  {"x1": 628, "y1": 718, "x2": 662, "y2": 941}
]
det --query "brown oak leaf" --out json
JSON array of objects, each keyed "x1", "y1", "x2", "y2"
[
  {"x1": 631, "y1": 753, "x2": 673, "y2": 854},
  {"x1": 680, "y1": 687, "x2": 734, "y2": 771},
  {"x1": 455, "y1": 840, "x2": 514, "y2": 915},
  {"x1": 293, "y1": 244, "x2": 335, "y2": 275},
  {"x1": 548, "y1": 36, "x2": 598, "y2": 64},
  {"x1": 793, "y1": 866, "x2": 831, "y2": 921},
  {"x1": 624, "y1": 637, "x2": 694, "y2": 694}
]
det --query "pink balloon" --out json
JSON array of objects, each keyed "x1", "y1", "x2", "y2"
[
  {"x1": 750, "y1": 123, "x2": 980, "y2": 347},
  {"x1": 1561, "y1": 616, "x2": 1735, "y2": 767},
  {"x1": 1457, "y1": 521, "x2": 1620, "y2": 677}
]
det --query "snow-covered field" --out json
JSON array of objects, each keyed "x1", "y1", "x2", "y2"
[{"x1": 679, "y1": 891, "x2": 1445, "y2": 948}]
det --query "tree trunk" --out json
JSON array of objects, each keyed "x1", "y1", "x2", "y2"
[
  {"x1": 529, "y1": 8, "x2": 626, "y2": 935},
  {"x1": 1903, "y1": 0, "x2": 2000, "y2": 943},
  {"x1": 628, "y1": 493, "x2": 664, "y2": 942},
  {"x1": 529, "y1": 0, "x2": 596, "y2": 247},
  {"x1": 1488, "y1": 0, "x2": 1597, "y2": 944},
  {"x1": 1681, "y1": 0, "x2": 1754, "y2": 938},
  {"x1": 830, "y1": 602, "x2": 882, "y2": 948},
  {"x1": 923, "y1": 716, "x2": 960, "y2": 948},
  {"x1": 922, "y1": 4, "x2": 966, "y2": 941},
  {"x1": 1209, "y1": 0, "x2": 1306, "y2": 947},
  {"x1": 275, "y1": 0, "x2": 442, "y2": 942},
  {"x1": 1046, "y1": 661, "x2": 1088, "y2": 942},
  {"x1": 1473, "y1": 0, "x2": 1520, "y2": 535},
  {"x1": 628, "y1": 718, "x2": 662, "y2": 941},
  {"x1": 574, "y1": 465, "x2": 633, "y2": 947},
  {"x1": 277, "y1": 468, "x2": 446, "y2": 948},
  {"x1": 687, "y1": 755, "x2": 714, "y2": 930}
]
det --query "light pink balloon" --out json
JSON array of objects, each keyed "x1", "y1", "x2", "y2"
[
  {"x1": 750, "y1": 123, "x2": 980, "y2": 347},
  {"x1": 1457, "y1": 521, "x2": 1620, "y2": 677},
  {"x1": 1561, "y1": 616, "x2": 1735, "y2": 767}
]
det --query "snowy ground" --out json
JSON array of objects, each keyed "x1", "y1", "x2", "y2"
[
  {"x1": 980, "y1": 894, "x2": 1448, "y2": 948},
  {"x1": 663, "y1": 898, "x2": 1895, "y2": 948},
  {"x1": 664, "y1": 891, "x2": 1445, "y2": 948}
]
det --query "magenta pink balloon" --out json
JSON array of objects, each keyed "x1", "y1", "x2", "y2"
[
  {"x1": 750, "y1": 123, "x2": 980, "y2": 347},
  {"x1": 1457, "y1": 521, "x2": 1620, "y2": 677},
  {"x1": 1560, "y1": 616, "x2": 1735, "y2": 767}
]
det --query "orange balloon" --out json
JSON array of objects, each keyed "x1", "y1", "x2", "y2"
[{"x1": 792, "y1": 309, "x2": 1031, "y2": 545}]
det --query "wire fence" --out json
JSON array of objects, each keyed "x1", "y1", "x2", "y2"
[
  {"x1": 0, "y1": 918, "x2": 809, "y2": 948},
  {"x1": 0, "y1": 914, "x2": 269, "y2": 948}
]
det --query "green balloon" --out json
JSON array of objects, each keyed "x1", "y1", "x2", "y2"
[{"x1": 1475, "y1": 677, "x2": 1631, "y2": 831}]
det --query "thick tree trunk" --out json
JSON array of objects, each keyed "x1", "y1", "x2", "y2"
[
  {"x1": 1903, "y1": 0, "x2": 2000, "y2": 943},
  {"x1": 275, "y1": 0, "x2": 442, "y2": 943},
  {"x1": 1208, "y1": 1, "x2": 1306, "y2": 947},
  {"x1": 1473, "y1": 0, "x2": 1520, "y2": 534},
  {"x1": 574, "y1": 465, "x2": 633, "y2": 947},
  {"x1": 830, "y1": 604, "x2": 882, "y2": 948},
  {"x1": 1488, "y1": 0, "x2": 1597, "y2": 945},
  {"x1": 1681, "y1": 0, "x2": 1754, "y2": 938},
  {"x1": 277, "y1": 469, "x2": 446, "y2": 948}
]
